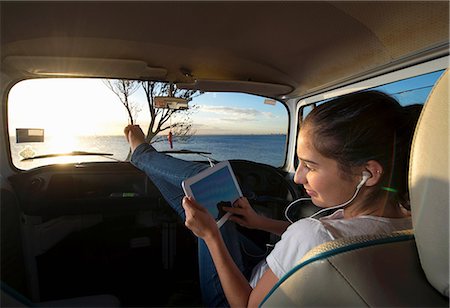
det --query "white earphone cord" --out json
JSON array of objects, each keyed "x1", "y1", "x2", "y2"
[{"x1": 284, "y1": 176, "x2": 367, "y2": 223}]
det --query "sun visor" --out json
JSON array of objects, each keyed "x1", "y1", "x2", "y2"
[
  {"x1": 2, "y1": 56, "x2": 167, "y2": 79},
  {"x1": 177, "y1": 80, "x2": 293, "y2": 98}
]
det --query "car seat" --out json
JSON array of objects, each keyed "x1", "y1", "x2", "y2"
[
  {"x1": 260, "y1": 69, "x2": 449, "y2": 307},
  {"x1": 1, "y1": 187, "x2": 121, "y2": 307}
]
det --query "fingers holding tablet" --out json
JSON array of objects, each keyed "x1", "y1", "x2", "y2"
[
  {"x1": 182, "y1": 161, "x2": 243, "y2": 228},
  {"x1": 182, "y1": 196, "x2": 219, "y2": 239}
]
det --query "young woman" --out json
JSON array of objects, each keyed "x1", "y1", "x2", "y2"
[{"x1": 125, "y1": 91, "x2": 413, "y2": 307}]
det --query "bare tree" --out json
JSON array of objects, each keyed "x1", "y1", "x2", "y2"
[
  {"x1": 104, "y1": 79, "x2": 202, "y2": 145},
  {"x1": 103, "y1": 79, "x2": 141, "y2": 124},
  {"x1": 140, "y1": 81, "x2": 201, "y2": 144}
]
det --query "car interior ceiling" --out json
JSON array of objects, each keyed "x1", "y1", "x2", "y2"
[
  {"x1": 1, "y1": 2, "x2": 448, "y2": 98},
  {"x1": 0, "y1": 1, "x2": 448, "y2": 307}
]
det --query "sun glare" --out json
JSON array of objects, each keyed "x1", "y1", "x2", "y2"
[
  {"x1": 8, "y1": 78, "x2": 130, "y2": 138},
  {"x1": 45, "y1": 134, "x2": 79, "y2": 154}
]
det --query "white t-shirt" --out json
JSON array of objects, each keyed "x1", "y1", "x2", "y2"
[{"x1": 249, "y1": 210, "x2": 412, "y2": 287}]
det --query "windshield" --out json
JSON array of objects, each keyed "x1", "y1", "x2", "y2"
[{"x1": 8, "y1": 79, "x2": 289, "y2": 170}]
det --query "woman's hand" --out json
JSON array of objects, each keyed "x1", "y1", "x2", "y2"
[
  {"x1": 182, "y1": 196, "x2": 220, "y2": 241},
  {"x1": 224, "y1": 197, "x2": 290, "y2": 235},
  {"x1": 223, "y1": 197, "x2": 263, "y2": 230}
]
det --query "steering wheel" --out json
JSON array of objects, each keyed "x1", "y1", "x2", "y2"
[{"x1": 228, "y1": 160, "x2": 301, "y2": 220}]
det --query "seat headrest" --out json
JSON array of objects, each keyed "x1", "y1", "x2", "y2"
[{"x1": 409, "y1": 69, "x2": 449, "y2": 297}]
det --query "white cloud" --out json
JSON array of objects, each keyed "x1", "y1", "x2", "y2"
[{"x1": 198, "y1": 105, "x2": 275, "y2": 122}]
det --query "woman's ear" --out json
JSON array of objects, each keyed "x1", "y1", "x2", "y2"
[{"x1": 363, "y1": 160, "x2": 384, "y2": 186}]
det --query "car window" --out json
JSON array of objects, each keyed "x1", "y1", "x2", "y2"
[
  {"x1": 8, "y1": 79, "x2": 289, "y2": 170},
  {"x1": 295, "y1": 69, "x2": 445, "y2": 168},
  {"x1": 300, "y1": 70, "x2": 445, "y2": 119},
  {"x1": 374, "y1": 70, "x2": 444, "y2": 107}
]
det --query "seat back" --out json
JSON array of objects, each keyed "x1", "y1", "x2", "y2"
[
  {"x1": 261, "y1": 231, "x2": 448, "y2": 307},
  {"x1": 409, "y1": 69, "x2": 449, "y2": 296},
  {"x1": 261, "y1": 69, "x2": 449, "y2": 307}
]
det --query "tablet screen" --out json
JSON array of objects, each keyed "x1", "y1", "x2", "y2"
[{"x1": 188, "y1": 164, "x2": 241, "y2": 220}]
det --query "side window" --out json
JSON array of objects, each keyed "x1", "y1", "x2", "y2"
[
  {"x1": 8, "y1": 79, "x2": 289, "y2": 170},
  {"x1": 299, "y1": 70, "x2": 445, "y2": 123},
  {"x1": 373, "y1": 70, "x2": 444, "y2": 107},
  {"x1": 295, "y1": 69, "x2": 445, "y2": 168}
]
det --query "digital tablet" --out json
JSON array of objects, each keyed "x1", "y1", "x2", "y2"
[{"x1": 182, "y1": 160, "x2": 243, "y2": 228}]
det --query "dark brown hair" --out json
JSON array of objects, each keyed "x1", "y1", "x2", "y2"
[{"x1": 303, "y1": 90, "x2": 418, "y2": 204}]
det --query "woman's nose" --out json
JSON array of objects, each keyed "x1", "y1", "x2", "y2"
[{"x1": 293, "y1": 165, "x2": 307, "y2": 185}]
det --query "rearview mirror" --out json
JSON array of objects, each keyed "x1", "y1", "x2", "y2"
[{"x1": 154, "y1": 97, "x2": 189, "y2": 110}]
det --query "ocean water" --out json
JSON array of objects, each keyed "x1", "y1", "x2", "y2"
[{"x1": 10, "y1": 135, "x2": 287, "y2": 170}]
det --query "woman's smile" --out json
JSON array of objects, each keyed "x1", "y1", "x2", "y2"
[{"x1": 305, "y1": 189, "x2": 317, "y2": 197}]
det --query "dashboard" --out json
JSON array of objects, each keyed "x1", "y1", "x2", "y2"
[{"x1": 9, "y1": 160, "x2": 305, "y2": 220}]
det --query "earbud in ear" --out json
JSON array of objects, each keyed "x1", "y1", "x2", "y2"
[{"x1": 357, "y1": 171, "x2": 372, "y2": 189}]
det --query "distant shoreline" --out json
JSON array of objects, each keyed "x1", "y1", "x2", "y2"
[{"x1": 9, "y1": 133, "x2": 287, "y2": 138}]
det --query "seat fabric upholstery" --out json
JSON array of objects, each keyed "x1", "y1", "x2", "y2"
[{"x1": 261, "y1": 232, "x2": 448, "y2": 307}]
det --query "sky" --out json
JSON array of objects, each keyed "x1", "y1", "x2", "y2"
[
  {"x1": 376, "y1": 70, "x2": 444, "y2": 106},
  {"x1": 7, "y1": 70, "x2": 444, "y2": 139}
]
